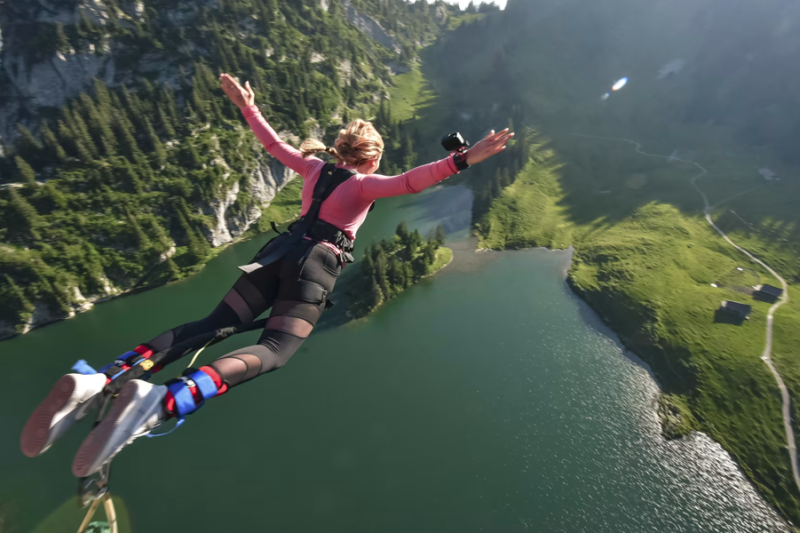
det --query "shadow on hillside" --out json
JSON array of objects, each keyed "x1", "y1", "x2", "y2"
[
  {"x1": 528, "y1": 135, "x2": 800, "y2": 282},
  {"x1": 753, "y1": 292, "x2": 779, "y2": 304},
  {"x1": 313, "y1": 267, "x2": 362, "y2": 334},
  {"x1": 713, "y1": 309, "x2": 748, "y2": 326}
]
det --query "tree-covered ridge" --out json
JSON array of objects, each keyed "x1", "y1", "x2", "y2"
[
  {"x1": 418, "y1": 1, "x2": 800, "y2": 524},
  {"x1": 0, "y1": 0, "x2": 460, "y2": 337},
  {"x1": 348, "y1": 222, "x2": 449, "y2": 318},
  {"x1": 0, "y1": 0, "x2": 451, "y2": 138}
]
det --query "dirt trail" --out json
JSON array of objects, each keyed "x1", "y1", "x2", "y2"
[{"x1": 572, "y1": 133, "x2": 797, "y2": 490}]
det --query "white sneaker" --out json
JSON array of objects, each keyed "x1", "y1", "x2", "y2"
[
  {"x1": 21, "y1": 373, "x2": 108, "y2": 458},
  {"x1": 72, "y1": 379, "x2": 167, "y2": 478}
]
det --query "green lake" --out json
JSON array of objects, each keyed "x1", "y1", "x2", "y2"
[{"x1": 0, "y1": 184, "x2": 790, "y2": 532}]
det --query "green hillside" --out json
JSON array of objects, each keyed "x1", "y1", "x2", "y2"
[
  {"x1": 0, "y1": 0, "x2": 457, "y2": 337},
  {"x1": 411, "y1": 0, "x2": 800, "y2": 525}
]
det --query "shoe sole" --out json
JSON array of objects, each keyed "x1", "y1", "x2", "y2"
[
  {"x1": 72, "y1": 380, "x2": 139, "y2": 478},
  {"x1": 21, "y1": 375, "x2": 79, "y2": 458}
]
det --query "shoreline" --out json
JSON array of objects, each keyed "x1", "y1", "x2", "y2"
[
  {"x1": 345, "y1": 246, "x2": 454, "y2": 327},
  {"x1": 0, "y1": 216, "x2": 299, "y2": 343},
  {"x1": 476, "y1": 238, "x2": 795, "y2": 531}
]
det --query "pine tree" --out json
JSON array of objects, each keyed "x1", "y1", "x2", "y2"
[
  {"x1": 403, "y1": 263, "x2": 414, "y2": 287},
  {"x1": 16, "y1": 124, "x2": 43, "y2": 161},
  {"x1": 93, "y1": 79, "x2": 114, "y2": 115},
  {"x1": 366, "y1": 275, "x2": 383, "y2": 310},
  {"x1": 185, "y1": 103, "x2": 200, "y2": 127},
  {"x1": 423, "y1": 241, "x2": 437, "y2": 265},
  {"x1": 141, "y1": 79, "x2": 157, "y2": 103},
  {"x1": 180, "y1": 141, "x2": 203, "y2": 169},
  {"x1": 374, "y1": 250, "x2": 392, "y2": 298},
  {"x1": 434, "y1": 225, "x2": 446, "y2": 247},
  {"x1": 491, "y1": 173, "x2": 502, "y2": 198},
  {"x1": 15, "y1": 156, "x2": 37, "y2": 186},
  {"x1": 164, "y1": 257, "x2": 181, "y2": 281},
  {"x1": 120, "y1": 86, "x2": 148, "y2": 133},
  {"x1": 128, "y1": 211, "x2": 151, "y2": 250},
  {"x1": 64, "y1": 109, "x2": 100, "y2": 159},
  {"x1": 396, "y1": 221, "x2": 409, "y2": 244},
  {"x1": 7, "y1": 188, "x2": 43, "y2": 241},
  {"x1": 411, "y1": 255, "x2": 427, "y2": 279},
  {"x1": 361, "y1": 251, "x2": 375, "y2": 279},
  {"x1": 158, "y1": 105, "x2": 176, "y2": 138},
  {"x1": 1, "y1": 275, "x2": 35, "y2": 331},
  {"x1": 142, "y1": 214, "x2": 173, "y2": 251},
  {"x1": 377, "y1": 99, "x2": 388, "y2": 128},
  {"x1": 41, "y1": 123, "x2": 67, "y2": 163},
  {"x1": 144, "y1": 118, "x2": 167, "y2": 167},
  {"x1": 175, "y1": 203, "x2": 210, "y2": 262},
  {"x1": 117, "y1": 159, "x2": 143, "y2": 194},
  {"x1": 58, "y1": 120, "x2": 92, "y2": 161},
  {"x1": 192, "y1": 86, "x2": 209, "y2": 124},
  {"x1": 55, "y1": 22, "x2": 70, "y2": 53},
  {"x1": 410, "y1": 229, "x2": 423, "y2": 250},
  {"x1": 161, "y1": 86, "x2": 181, "y2": 129},
  {"x1": 80, "y1": 93, "x2": 117, "y2": 157},
  {"x1": 113, "y1": 107, "x2": 143, "y2": 160},
  {"x1": 387, "y1": 258, "x2": 406, "y2": 290},
  {"x1": 41, "y1": 182, "x2": 69, "y2": 211}
]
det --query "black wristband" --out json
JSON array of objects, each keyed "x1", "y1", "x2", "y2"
[{"x1": 452, "y1": 151, "x2": 469, "y2": 171}]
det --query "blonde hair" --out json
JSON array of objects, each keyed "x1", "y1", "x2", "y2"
[{"x1": 300, "y1": 119, "x2": 384, "y2": 166}]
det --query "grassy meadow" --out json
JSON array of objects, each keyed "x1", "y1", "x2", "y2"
[{"x1": 475, "y1": 127, "x2": 800, "y2": 522}]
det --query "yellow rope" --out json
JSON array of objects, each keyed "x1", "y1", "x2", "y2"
[
  {"x1": 184, "y1": 338, "x2": 213, "y2": 372},
  {"x1": 76, "y1": 493, "x2": 117, "y2": 533},
  {"x1": 77, "y1": 333, "x2": 214, "y2": 533},
  {"x1": 76, "y1": 498, "x2": 101, "y2": 533}
]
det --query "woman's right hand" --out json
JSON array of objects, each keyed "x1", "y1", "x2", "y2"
[
  {"x1": 465, "y1": 128, "x2": 515, "y2": 165},
  {"x1": 220, "y1": 73, "x2": 255, "y2": 109}
]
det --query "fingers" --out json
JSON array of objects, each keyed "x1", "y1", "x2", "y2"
[
  {"x1": 491, "y1": 128, "x2": 511, "y2": 141},
  {"x1": 219, "y1": 73, "x2": 243, "y2": 90}
]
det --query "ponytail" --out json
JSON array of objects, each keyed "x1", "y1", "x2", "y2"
[
  {"x1": 299, "y1": 119, "x2": 384, "y2": 166},
  {"x1": 299, "y1": 138, "x2": 342, "y2": 161}
]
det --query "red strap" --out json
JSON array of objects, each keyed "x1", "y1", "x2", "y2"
[{"x1": 164, "y1": 366, "x2": 227, "y2": 415}]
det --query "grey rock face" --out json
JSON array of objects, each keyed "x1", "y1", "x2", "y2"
[{"x1": 342, "y1": 0, "x2": 400, "y2": 54}]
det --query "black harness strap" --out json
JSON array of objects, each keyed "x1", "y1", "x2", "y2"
[
  {"x1": 239, "y1": 163, "x2": 356, "y2": 274},
  {"x1": 102, "y1": 319, "x2": 269, "y2": 397}
]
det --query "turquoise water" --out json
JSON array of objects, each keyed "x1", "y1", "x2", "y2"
[{"x1": 0, "y1": 185, "x2": 790, "y2": 532}]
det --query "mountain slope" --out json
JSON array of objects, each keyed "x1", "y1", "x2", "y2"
[
  {"x1": 418, "y1": 0, "x2": 800, "y2": 524},
  {"x1": 0, "y1": 0, "x2": 455, "y2": 338}
]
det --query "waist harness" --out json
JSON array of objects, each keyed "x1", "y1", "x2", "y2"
[{"x1": 239, "y1": 163, "x2": 358, "y2": 274}]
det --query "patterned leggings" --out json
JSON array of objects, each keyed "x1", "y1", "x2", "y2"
[{"x1": 143, "y1": 238, "x2": 340, "y2": 388}]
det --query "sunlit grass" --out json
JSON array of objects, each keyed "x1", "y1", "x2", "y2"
[{"x1": 476, "y1": 137, "x2": 800, "y2": 520}]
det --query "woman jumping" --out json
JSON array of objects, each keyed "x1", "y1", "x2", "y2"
[{"x1": 21, "y1": 74, "x2": 514, "y2": 476}]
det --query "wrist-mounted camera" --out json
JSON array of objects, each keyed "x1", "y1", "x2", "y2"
[{"x1": 441, "y1": 132, "x2": 470, "y2": 171}]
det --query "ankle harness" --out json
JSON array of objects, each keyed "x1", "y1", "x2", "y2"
[{"x1": 167, "y1": 368, "x2": 219, "y2": 419}]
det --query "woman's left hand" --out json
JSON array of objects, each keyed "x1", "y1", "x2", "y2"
[
  {"x1": 220, "y1": 73, "x2": 255, "y2": 109},
  {"x1": 465, "y1": 128, "x2": 515, "y2": 165}
]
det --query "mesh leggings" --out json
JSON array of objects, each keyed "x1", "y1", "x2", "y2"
[{"x1": 144, "y1": 239, "x2": 341, "y2": 389}]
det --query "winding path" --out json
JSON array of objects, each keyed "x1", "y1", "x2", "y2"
[{"x1": 572, "y1": 133, "x2": 797, "y2": 490}]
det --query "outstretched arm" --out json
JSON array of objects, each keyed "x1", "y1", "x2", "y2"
[
  {"x1": 359, "y1": 157, "x2": 458, "y2": 200},
  {"x1": 219, "y1": 73, "x2": 319, "y2": 178},
  {"x1": 359, "y1": 128, "x2": 514, "y2": 200}
]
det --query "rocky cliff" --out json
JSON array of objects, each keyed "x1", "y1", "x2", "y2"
[{"x1": 0, "y1": 0, "x2": 453, "y2": 340}]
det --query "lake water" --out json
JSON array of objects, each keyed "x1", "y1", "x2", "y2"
[{"x1": 0, "y1": 184, "x2": 790, "y2": 532}]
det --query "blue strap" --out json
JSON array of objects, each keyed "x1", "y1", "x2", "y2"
[
  {"x1": 119, "y1": 351, "x2": 139, "y2": 362},
  {"x1": 146, "y1": 418, "x2": 185, "y2": 438},
  {"x1": 168, "y1": 380, "x2": 200, "y2": 418},
  {"x1": 72, "y1": 360, "x2": 97, "y2": 375},
  {"x1": 146, "y1": 370, "x2": 219, "y2": 439},
  {"x1": 189, "y1": 370, "x2": 219, "y2": 401},
  {"x1": 98, "y1": 363, "x2": 125, "y2": 380}
]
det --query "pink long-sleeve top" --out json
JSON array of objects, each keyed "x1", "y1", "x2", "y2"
[{"x1": 242, "y1": 105, "x2": 458, "y2": 246}]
